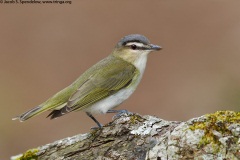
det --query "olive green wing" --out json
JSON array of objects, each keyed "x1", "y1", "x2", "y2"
[{"x1": 67, "y1": 59, "x2": 137, "y2": 111}]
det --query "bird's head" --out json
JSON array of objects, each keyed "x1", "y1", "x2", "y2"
[{"x1": 113, "y1": 34, "x2": 162, "y2": 64}]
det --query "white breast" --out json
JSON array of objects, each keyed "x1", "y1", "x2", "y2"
[{"x1": 83, "y1": 53, "x2": 149, "y2": 114}]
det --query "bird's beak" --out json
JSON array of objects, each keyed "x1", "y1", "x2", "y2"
[{"x1": 149, "y1": 44, "x2": 162, "y2": 51}]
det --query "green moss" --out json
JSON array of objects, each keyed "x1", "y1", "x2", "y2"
[
  {"x1": 189, "y1": 110, "x2": 240, "y2": 149},
  {"x1": 130, "y1": 114, "x2": 144, "y2": 124},
  {"x1": 90, "y1": 127, "x2": 100, "y2": 136},
  {"x1": 17, "y1": 149, "x2": 38, "y2": 160}
]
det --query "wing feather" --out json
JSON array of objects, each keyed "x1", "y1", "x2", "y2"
[{"x1": 67, "y1": 58, "x2": 136, "y2": 111}]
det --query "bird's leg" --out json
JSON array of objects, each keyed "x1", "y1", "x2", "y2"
[
  {"x1": 86, "y1": 112, "x2": 102, "y2": 129},
  {"x1": 107, "y1": 109, "x2": 132, "y2": 119}
]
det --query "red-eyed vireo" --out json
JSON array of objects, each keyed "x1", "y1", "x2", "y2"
[{"x1": 13, "y1": 34, "x2": 162, "y2": 128}]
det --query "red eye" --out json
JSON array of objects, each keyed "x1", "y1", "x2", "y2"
[{"x1": 131, "y1": 44, "x2": 137, "y2": 50}]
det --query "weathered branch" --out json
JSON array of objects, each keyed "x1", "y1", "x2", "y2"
[{"x1": 12, "y1": 111, "x2": 240, "y2": 160}]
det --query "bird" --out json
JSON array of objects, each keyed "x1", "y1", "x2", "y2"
[{"x1": 12, "y1": 34, "x2": 162, "y2": 128}]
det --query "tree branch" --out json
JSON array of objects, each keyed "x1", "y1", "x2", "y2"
[{"x1": 11, "y1": 110, "x2": 240, "y2": 160}]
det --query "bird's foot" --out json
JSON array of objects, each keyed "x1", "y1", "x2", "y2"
[
  {"x1": 90, "y1": 124, "x2": 103, "y2": 130},
  {"x1": 107, "y1": 109, "x2": 133, "y2": 120},
  {"x1": 86, "y1": 112, "x2": 103, "y2": 129}
]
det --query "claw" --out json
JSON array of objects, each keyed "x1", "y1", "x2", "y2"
[
  {"x1": 90, "y1": 124, "x2": 103, "y2": 130},
  {"x1": 107, "y1": 109, "x2": 133, "y2": 120}
]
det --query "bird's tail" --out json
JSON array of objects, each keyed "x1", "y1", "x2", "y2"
[{"x1": 12, "y1": 106, "x2": 46, "y2": 122}]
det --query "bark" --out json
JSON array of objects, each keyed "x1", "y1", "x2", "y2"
[{"x1": 11, "y1": 110, "x2": 240, "y2": 160}]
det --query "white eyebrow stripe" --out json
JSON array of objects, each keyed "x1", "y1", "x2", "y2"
[{"x1": 125, "y1": 42, "x2": 145, "y2": 47}]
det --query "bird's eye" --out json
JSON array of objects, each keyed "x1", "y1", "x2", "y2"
[{"x1": 131, "y1": 44, "x2": 137, "y2": 50}]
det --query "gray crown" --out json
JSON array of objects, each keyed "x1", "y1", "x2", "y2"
[{"x1": 116, "y1": 34, "x2": 150, "y2": 47}]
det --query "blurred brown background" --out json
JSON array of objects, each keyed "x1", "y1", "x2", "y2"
[{"x1": 1, "y1": 1, "x2": 240, "y2": 159}]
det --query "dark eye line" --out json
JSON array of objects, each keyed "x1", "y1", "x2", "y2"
[{"x1": 128, "y1": 45, "x2": 149, "y2": 50}]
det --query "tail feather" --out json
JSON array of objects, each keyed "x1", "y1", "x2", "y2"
[
  {"x1": 47, "y1": 106, "x2": 71, "y2": 119},
  {"x1": 12, "y1": 106, "x2": 44, "y2": 122}
]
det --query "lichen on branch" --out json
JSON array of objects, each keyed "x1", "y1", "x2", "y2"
[{"x1": 11, "y1": 110, "x2": 240, "y2": 160}]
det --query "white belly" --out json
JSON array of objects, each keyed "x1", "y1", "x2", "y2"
[
  {"x1": 83, "y1": 53, "x2": 148, "y2": 114},
  {"x1": 83, "y1": 85, "x2": 136, "y2": 114}
]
